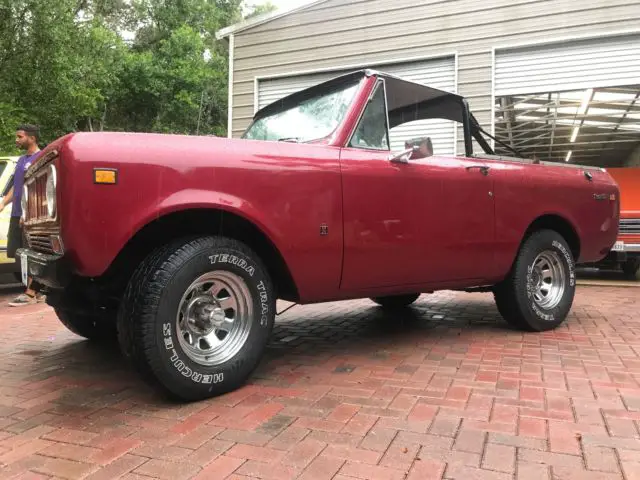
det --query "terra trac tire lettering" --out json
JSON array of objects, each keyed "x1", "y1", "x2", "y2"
[
  {"x1": 118, "y1": 235, "x2": 276, "y2": 402},
  {"x1": 209, "y1": 253, "x2": 271, "y2": 327},
  {"x1": 209, "y1": 254, "x2": 255, "y2": 276},
  {"x1": 530, "y1": 300, "x2": 554, "y2": 322},
  {"x1": 257, "y1": 281, "x2": 269, "y2": 326}
]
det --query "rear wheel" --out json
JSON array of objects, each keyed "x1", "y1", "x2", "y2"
[
  {"x1": 622, "y1": 258, "x2": 640, "y2": 278},
  {"x1": 370, "y1": 293, "x2": 420, "y2": 309},
  {"x1": 117, "y1": 236, "x2": 275, "y2": 402},
  {"x1": 494, "y1": 229, "x2": 576, "y2": 331}
]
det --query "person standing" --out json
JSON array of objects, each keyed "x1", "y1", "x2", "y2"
[{"x1": 0, "y1": 124, "x2": 44, "y2": 306}]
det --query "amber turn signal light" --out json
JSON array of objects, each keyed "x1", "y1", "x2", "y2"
[{"x1": 94, "y1": 168, "x2": 118, "y2": 184}]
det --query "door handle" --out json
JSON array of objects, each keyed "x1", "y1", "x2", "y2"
[{"x1": 465, "y1": 165, "x2": 490, "y2": 176}]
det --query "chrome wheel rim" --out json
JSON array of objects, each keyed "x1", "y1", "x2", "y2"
[
  {"x1": 530, "y1": 250, "x2": 566, "y2": 311},
  {"x1": 176, "y1": 271, "x2": 253, "y2": 366}
]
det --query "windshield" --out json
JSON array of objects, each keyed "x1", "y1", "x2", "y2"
[{"x1": 243, "y1": 81, "x2": 361, "y2": 143}]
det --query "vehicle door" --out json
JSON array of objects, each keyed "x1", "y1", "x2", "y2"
[{"x1": 339, "y1": 79, "x2": 496, "y2": 291}]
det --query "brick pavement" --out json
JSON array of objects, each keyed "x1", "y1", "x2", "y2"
[{"x1": 0, "y1": 285, "x2": 639, "y2": 479}]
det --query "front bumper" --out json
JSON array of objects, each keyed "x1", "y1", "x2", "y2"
[
  {"x1": 620, "y1": 244, "x2": 640, "y2": 253},
  {"x1": 611, "y1": 240, "x2": 640, "y2": 254},
  {"x1": 15, "y1": 248, "x2": 71, "y2": 289}
]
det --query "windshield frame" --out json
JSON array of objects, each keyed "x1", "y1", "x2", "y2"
[
  {"x1": 241, "y1": 69, "x2": 501, "y2": 158},
  {"x1": 242, "y1": 76, "x2": 365, "y2": 144},
  {"x1": 346, "y1": 78, "x2": 392, "y2": 152}
]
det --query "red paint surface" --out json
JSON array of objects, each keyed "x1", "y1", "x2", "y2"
[{"x1": 36, "y1": 74, "x2": 619, "y2": 302}]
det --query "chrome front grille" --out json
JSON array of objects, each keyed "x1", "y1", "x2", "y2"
[
  {"x1": 23, "y1": 148, "x2": 58, "y2": 224},
  {"x1": 620, "y1": 218, "x2": 640, "y2": 235},
  {"x1": 26, "y1": 174, "x2": 48, "y2": 221},
  {"x1": 26, "y1": 232, "x2": 55, "y2": 255}
]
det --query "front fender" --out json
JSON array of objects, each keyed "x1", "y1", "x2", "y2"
[
  {"x1": 146, "y1": 189, "x2": 287, "y2": 254},
  {"x1": 71, "y1": 188, "x2": 289, "y2": 279}
]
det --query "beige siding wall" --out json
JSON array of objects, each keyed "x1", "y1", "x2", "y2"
[{"x1": 229, "y1": 0, "x2": 640, "y2": 142}]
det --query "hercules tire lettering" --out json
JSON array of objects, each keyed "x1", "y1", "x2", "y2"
[
  {"x1": 552, "y1": 240, "x2": 576, "y2": 287},
  {"x1": 117, "y1": 235, "x2": 275, "y2": 402},
  {"x1": 161, "y1": 323, "x2": 225, "y2": 385}
]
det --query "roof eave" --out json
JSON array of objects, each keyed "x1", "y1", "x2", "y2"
[{"x1": 215, "y1": 0, "x2": 330, "y2": 40}]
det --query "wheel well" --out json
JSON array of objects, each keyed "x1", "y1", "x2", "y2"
[
  {"x1": 524, "y1": 214, "x2": 581, "y2": 260},
  {"x1": 102, "y1": 209, "x2": 299, "y2": 302}
]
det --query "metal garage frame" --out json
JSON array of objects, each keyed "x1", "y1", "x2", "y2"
[
  {"x1": 490, "y1": 28, "x2": 640, "y2": 165},
  {"x1": 491, "y1": 28, "x2": 640, "y2": 148}
]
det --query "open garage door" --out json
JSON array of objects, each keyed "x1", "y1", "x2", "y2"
[
  {"x1": 257, "y1": 57, "x2": 457, "y2": 154},
  {"x1": 494, "y1": 34, "x2": 640, "y2": 167}
]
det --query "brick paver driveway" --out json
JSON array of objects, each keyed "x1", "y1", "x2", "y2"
[{"x1": 0, "y1": 285, "x2": 639, "y2": 479}]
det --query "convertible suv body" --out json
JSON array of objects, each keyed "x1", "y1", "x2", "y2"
[{"x1": 18, "y1": 70, "x2": 619, "y2": 401}]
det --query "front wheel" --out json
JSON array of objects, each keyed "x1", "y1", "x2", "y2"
[
  {"x1": 54, "y1": 308, "x2": 117, "y2": 342},
  {"x1": 494, "y1": 230, "x2": 576, "y2": 332},
  {"x1": 117, "y1": 236, "x2": 275, "y2": 402}
]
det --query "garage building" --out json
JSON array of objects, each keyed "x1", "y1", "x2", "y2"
[{"x1": 216, "y1": 0, "x2": 640, "y2": 168}]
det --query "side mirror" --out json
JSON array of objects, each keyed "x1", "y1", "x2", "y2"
[{"x1": 388, "y1": 146, "x2": 418, "y2": 164}]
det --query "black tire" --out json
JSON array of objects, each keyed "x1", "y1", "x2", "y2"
[
  {"x1": 370, "y1": 293, "x2": 420, "y2": 309},
  {"x1": 117, "y1": 236, "x2": 275, "y2": 402},
  {"x1": 493, "y1": 229, "x2": 576, "y2": 332},
  {"x1": 54, "y1": 308, "x2": 117, "y2": 342},
  {"x1": 622, "y1": 258, "x2": 640, "y2": 279}
]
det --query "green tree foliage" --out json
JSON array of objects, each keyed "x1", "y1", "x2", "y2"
[
  {"x1": 0, "y1": 0, "x2": 124, "y2": 150},
  {"x1": 245, "y1": 1, "x2": 277, "y2": 19},
  {"x1": 0, "y1": 0, "x2": 274, "y2": 153}
]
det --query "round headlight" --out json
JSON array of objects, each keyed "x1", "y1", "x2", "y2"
[
  {"x1": 21, "y1": 185, "x2": 28, "y2": 221},
  {"x1": 46, "y1": 165, "x2": 57, "y2": 218}
]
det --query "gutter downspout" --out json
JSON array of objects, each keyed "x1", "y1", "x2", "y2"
[{"x1": 227, "y1": 34, "x2": 235, "y2": 138}]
